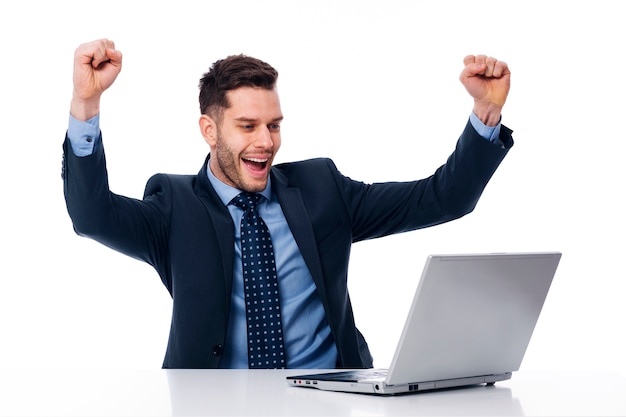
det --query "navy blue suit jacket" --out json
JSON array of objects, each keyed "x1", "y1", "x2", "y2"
[{"x1": 62, "y1": 121, "x2": 513, "y2": 368}]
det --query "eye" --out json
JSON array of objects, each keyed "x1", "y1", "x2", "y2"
[{"x1": 269, "y1": 124, "x2": 281, "y2": 132}]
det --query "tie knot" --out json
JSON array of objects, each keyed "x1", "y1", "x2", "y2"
[{"x1": 231, "y1": 192, "x2": 261, "y2": 212}]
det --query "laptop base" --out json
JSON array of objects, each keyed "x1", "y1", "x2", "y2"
[{"x1": 287, "y1": 371, "x2": 512, "y2": 395}]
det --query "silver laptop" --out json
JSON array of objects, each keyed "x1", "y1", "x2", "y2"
[{"x1": 287, "y1": 252, "x2": 561, "y2": 395}]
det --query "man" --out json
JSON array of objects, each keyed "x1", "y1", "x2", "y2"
[{"x1": 63, "y1": 38, "x2": 513, "y2": 369}]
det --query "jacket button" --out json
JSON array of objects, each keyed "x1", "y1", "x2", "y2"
[{"x1": 212, "y1": 344, "x2": 224, "y2": 356}]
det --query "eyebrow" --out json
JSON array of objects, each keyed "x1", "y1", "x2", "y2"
[{"x1": 234, "y1": 116, "x2": 284, "y2": 123}]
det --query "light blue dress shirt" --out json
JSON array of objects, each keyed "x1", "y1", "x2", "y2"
[{"x1": 66, "y1": 112, "x2": 500, "y2": 368}]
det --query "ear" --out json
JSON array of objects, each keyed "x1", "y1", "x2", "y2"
[{"x1": 199, "y1": 114, "x2": 217, "y2": 147}]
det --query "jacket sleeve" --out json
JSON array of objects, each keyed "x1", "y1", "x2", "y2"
[
  {"x1": 62, "y1": 134, "x2": 171, "y2": 273},
  {"x1": 337, "y1": 120, "x2": 513, "y2": 242}
]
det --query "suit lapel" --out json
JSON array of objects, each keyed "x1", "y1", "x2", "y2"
[
  {"x1": 193, "y1": 155, "x2": 236, "y2": 301},
  {"x1": 271, "y1": 169, "x2": 328, "y2": 303}
]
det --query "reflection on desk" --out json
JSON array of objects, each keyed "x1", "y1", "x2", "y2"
[
  {"x1": 168, "y1": 369, "x2": 521, "y2": 416},
  {"x1": 0, "y1": 369, "x2": 625, "y2": 416}
]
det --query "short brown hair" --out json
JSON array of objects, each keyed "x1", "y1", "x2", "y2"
[{"x1": 198, "y1": 54, "x2": 278, "y2": 119}]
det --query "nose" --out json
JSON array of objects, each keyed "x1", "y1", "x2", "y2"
[{"x1": 254, "y1": 126, "x2": 273, "y2": 148}]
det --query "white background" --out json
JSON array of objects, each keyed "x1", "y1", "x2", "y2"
[{"x1": 1, "y1": 0, "x2": 624, "y2": 378}]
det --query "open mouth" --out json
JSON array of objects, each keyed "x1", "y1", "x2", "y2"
[{"x1": 242, "y1": 157, "x2": 269, "y2": 173}]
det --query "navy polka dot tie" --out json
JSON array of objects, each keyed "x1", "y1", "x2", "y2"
[{"x1": 231, "y1": 192, "x2": 286, "y2": 369}]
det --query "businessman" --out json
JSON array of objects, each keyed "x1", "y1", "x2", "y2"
[{"x1": 63, "y1": 39, "x2": 513, "y2": 369}]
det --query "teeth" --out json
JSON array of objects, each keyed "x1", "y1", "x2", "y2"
[{"x1": 244, "y1": 157, "x2": 268, "y2": 163}]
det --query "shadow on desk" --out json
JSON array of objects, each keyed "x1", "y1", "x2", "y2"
[{"x1": 166, "y1": 369, "x2": 524, "y2": 416}]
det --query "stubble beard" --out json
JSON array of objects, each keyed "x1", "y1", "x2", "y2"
[{"x1": 214, "y1": 131, "x2": 268, "y2": 193}]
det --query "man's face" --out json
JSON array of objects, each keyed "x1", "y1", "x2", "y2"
[{"x1": 202, "y1": 86, "x2": 283, "y2": 193}]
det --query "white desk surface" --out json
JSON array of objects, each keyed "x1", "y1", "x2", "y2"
[{"x1": 0, "y1": 369, "x2": 624, "y2": 416}]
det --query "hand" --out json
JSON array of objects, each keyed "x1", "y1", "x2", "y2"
[
  {"x1": 459, "y1": 55, "x2": 511, "y2": 126},
  {"x1": 70, "y1": 39, "x2": 122, "y2": 121}
]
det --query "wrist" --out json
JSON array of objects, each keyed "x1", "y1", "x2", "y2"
[
  {"x1": 70, "y1": 95, "x2": 100, "y2": 121},
  {"x1": 472, "y1": 102, "x2": 502, "y2": 127}
]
